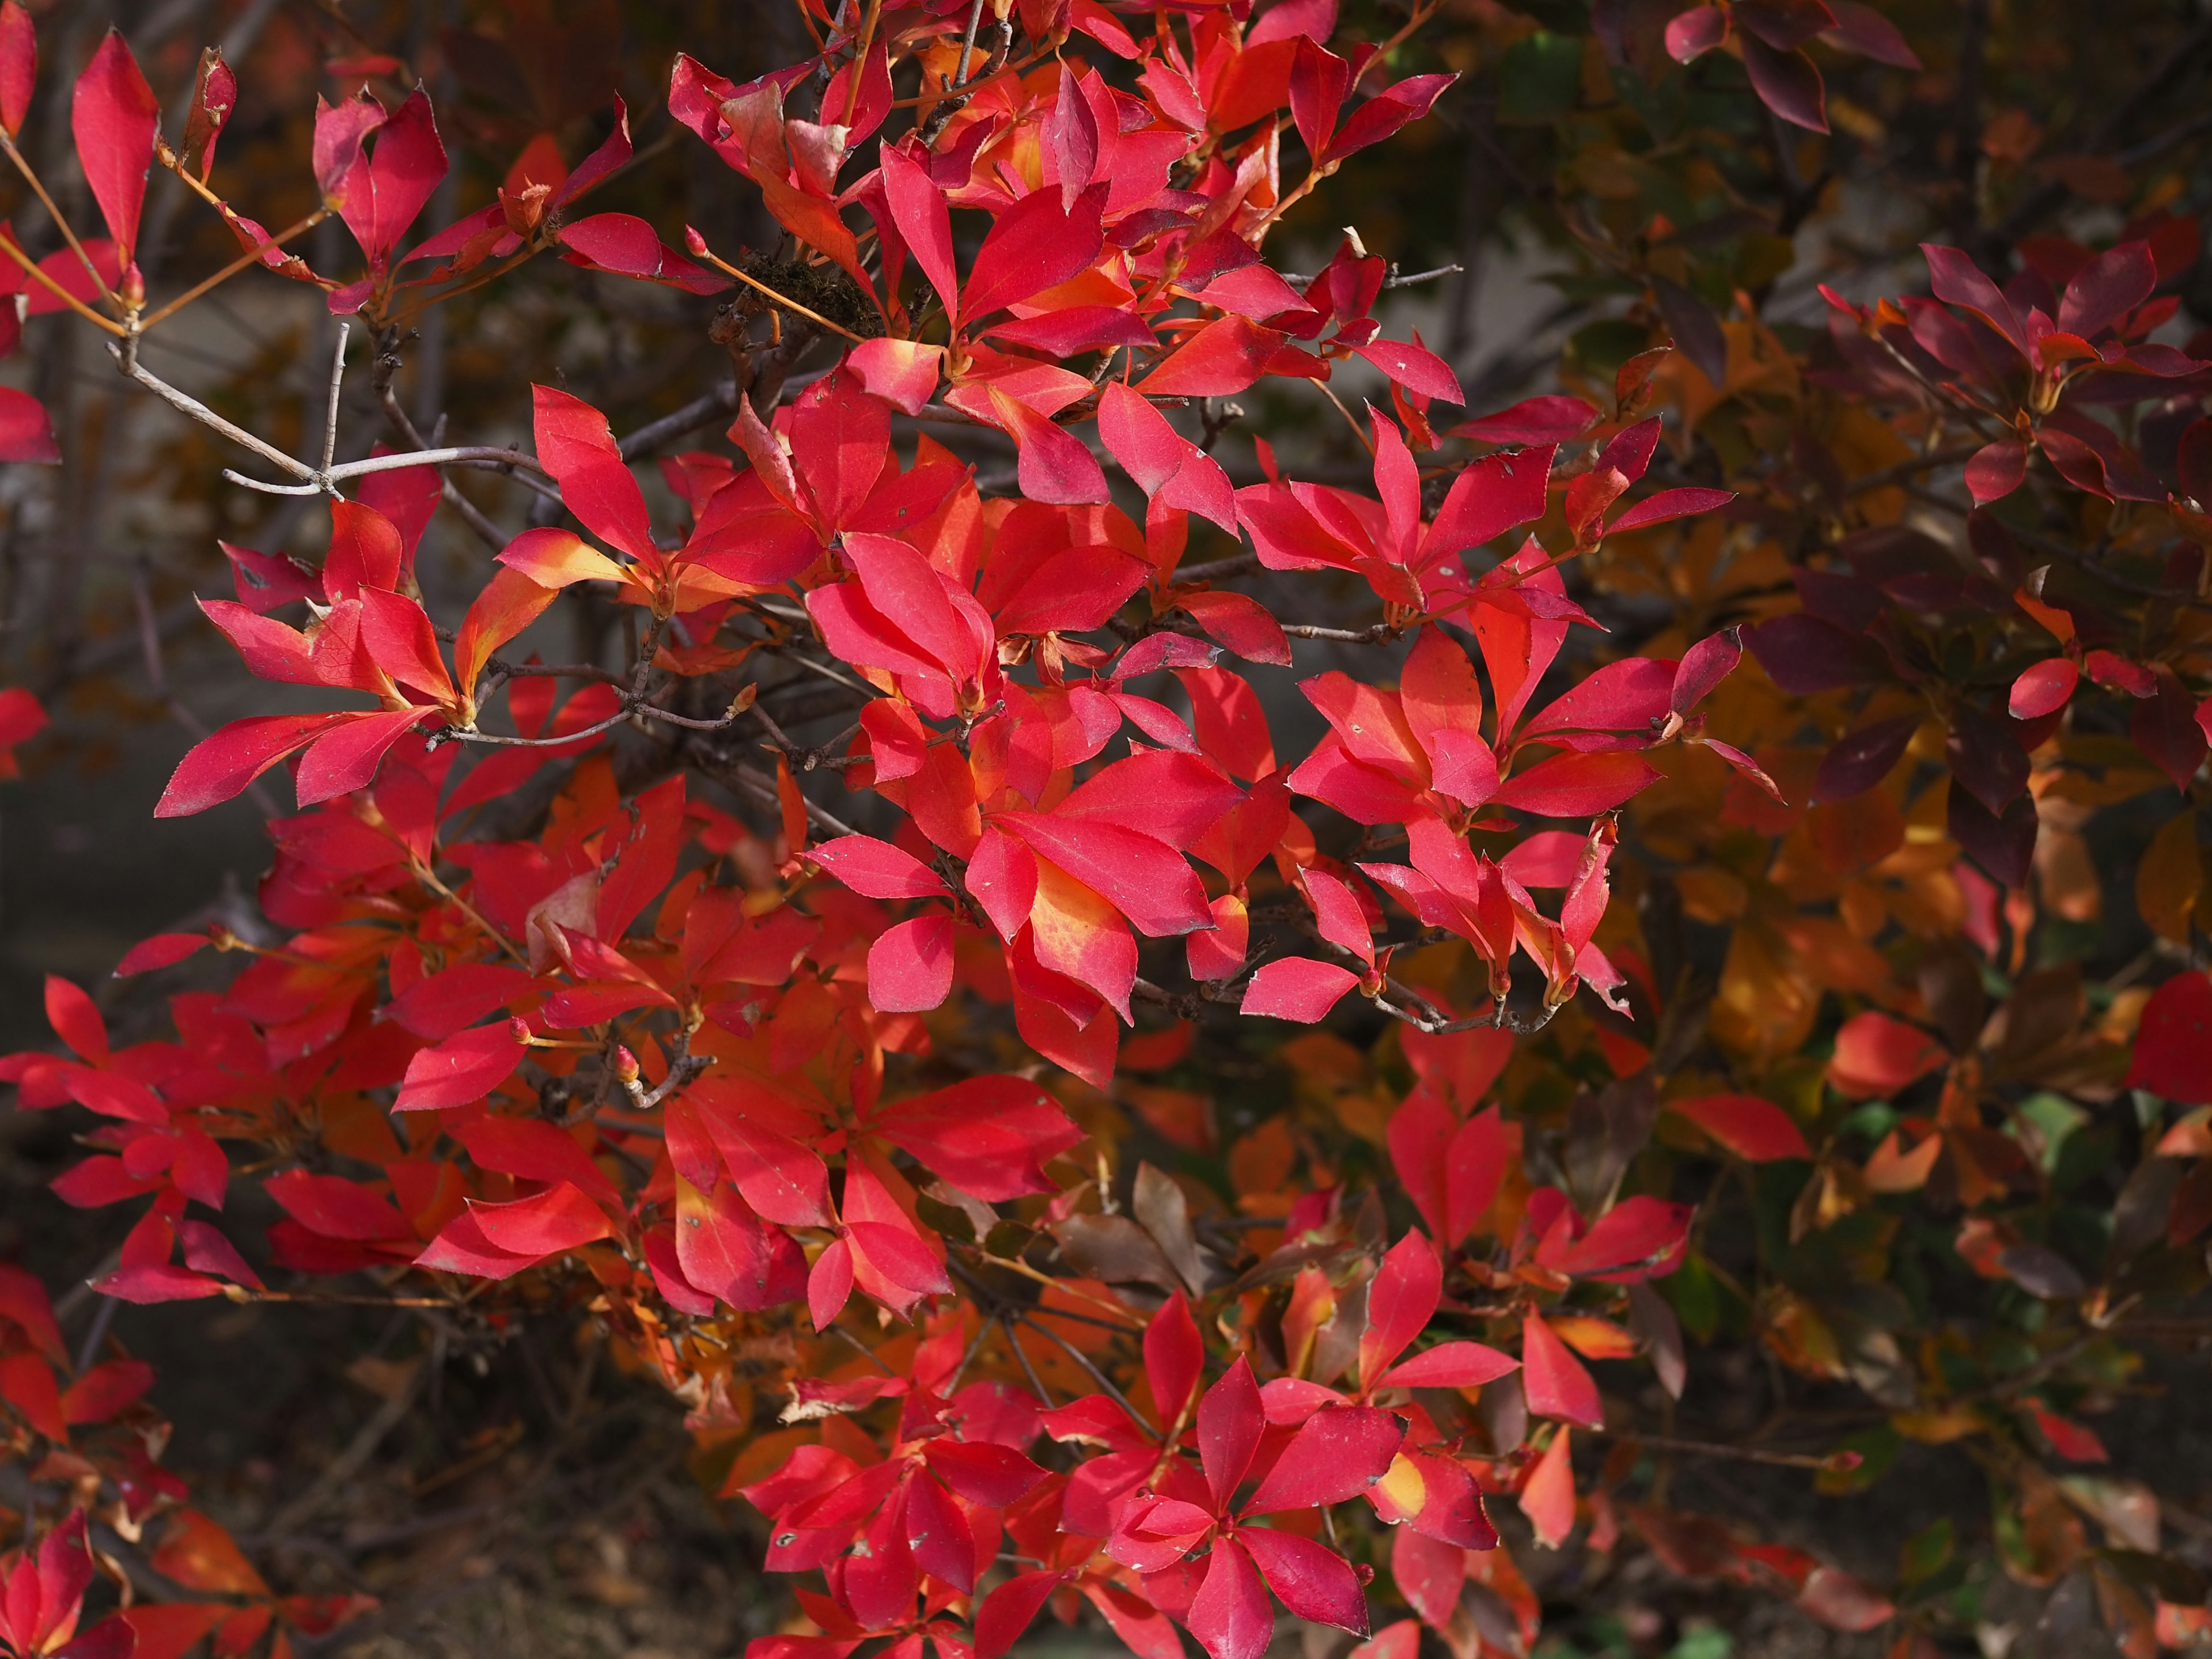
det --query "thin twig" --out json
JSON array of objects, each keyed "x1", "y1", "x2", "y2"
[
  {"x1": 321, "y1": 321, "x2": 350, "y2": 472},
  {"x1": 111, "y1": 335, "x2": 317, "y2": 481}
]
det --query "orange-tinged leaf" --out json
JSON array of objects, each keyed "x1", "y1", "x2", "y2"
[
  {"x1": 1520, "y1": 1426, "x2": 1577, "y2": 1547},
  {"x1": 496, "y1": 526, "x2": 630, "y2": 588},
  {"x1": 1666, "y1": 1093, "x2": 1811, "y2": 1161},
  {"x1": 153, "y1": 1509, "x2": 271, "y2": 1597}
]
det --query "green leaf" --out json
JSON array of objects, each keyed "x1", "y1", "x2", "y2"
[{"x1": 1899, "y1": 1516, "x2": 1955, "y2": 1585}]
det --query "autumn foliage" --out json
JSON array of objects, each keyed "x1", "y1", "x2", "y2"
[{"x1": 1, "y1": 2, "x2": 2211, "y2": 1658}]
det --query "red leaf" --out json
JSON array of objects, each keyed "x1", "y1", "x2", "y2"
[
  {"x1": 1921, "y1": 244, "x2": 2028, "y2": 357},
  {"x1": 113, "y1": 932, "x2": 209, "y2": 976},
  {"x1": 1137, "y1": 316, "x2": 1286, "y2": 397},
  {"x1": 1388, "y1": 1089, "x2": 1455, "y2": 1242},
  {"x1": 319, "y1": 88, "x2": 447, "y2": 266},
  {"x1": 1244, "y1": 1406, "x2": 1404, "y2": 1511},
  {"x1": 1606, "y1": 486, "x2": 1735, "y2": 534},
  {"x1": 1521, "y1": 1314, "x2": 1604, "y2": 1427},
  {"x1": 1099, "y1": 381, "x2": 1237, "y2": 533},
  {"x1": 976, "y1": 1570, "x2": 1068, "y2": 1659},
  {"x1": 43, "y1": 974, "x2": 105, "y2": 1060},
  {"x1": 466, "y1": 1180, "x2": 613, "y2": 1257},
  {"x1": 294, "y1": 708, "x2": 429, "y2": 805},
  {"x1": 154, "y1": 712, "x2": 348, "y2": 817},
  {"x1": 1554, "y1": 1196, "x2": 1693, "y2": 1281},
  {"x1": 1240, "y1": 1527, "x2": 1369, "y2": 1637},
  {"x1": 1666, "y1": 1094, "x2": 1810, "y2": 1161},
  {"x1": 2132, "y1": 666, "x2": 2206, "y2": 790},
  {"x1": 1188, "y1": 1539, "x2": 1274, "y2": 1659},
  {"x1": 960, "y1": 182, "x2": 1106, "y2": 322},
  {"x1": 868, "y1": 1075, "x2": 1084, "y2": 1202},
  {"x1": 0, "y1": 1349, "x2": 65, "y2": 1438},
  {"x1": 532, "y1": 385, "x2": 657, "y2": 561},
  {"x1": 558, "y1": 213, "x2": 725, "y2": 292},
  {"x1": 1319, "y1": 73, "x2": 1455, "y2": 166},
  {"x1": 2126, "y1": 971, "x2": 2212, "y2": 1104},
  {"x1": 264, "y1": 1169, "x2": 405, "y2": 1241},
  {"x1": 1359, "y1": 1231, "x2": 1441, "y2": 1388},
  {"x1": 452, "y1": 1116, "x2": 621, "y2": 1210},
  {"x1": 1670, "y1": 627, "x2": 1741, "y2": 713},
  {"x1": 1451, "y1": 396, "x2": 1597, "y2": 445},
  {"x1": 2009, "y1": 657, "x2": 2078, "y2": 719},
  {"x1": 0, "y1": 387, "x2": 58, "y2": 463},
  {"x1": 394, "y1": 1020, "x2": 527, "y2": 1111},
  {"x1": 71, "y1": 32, "x2": 158, "y2": 257},
  {"x1": 0, "y1": 2, "x2": 33, "y2": 139},
  {"x1": 867, "y1": 914, "x2": 956, "y2": 1012},
  {"x1": 1391, "y1": 1527, "x2": 1467, "y2": 1628},
  {"x1": 1351, "y1": 337, "x2": 1463, "y2": 404},
  {"x1": 1827, "y1": 1012, "x2": 1946, "y2": 1098},
  {"x1": 1240, "y1": 957, "x2": 1359, "y2": 1022},
  {"x1": 1376, "y1": 1340, "x2": 1520, "y2": 1390},
  {"x1": 924, "y1": 1438, "x2": 1046, "y2": 1506},
  {"x1": 1146, "y1": 1290, "x2": 1205, "y2": 1425},
  {"x1": 986, "y1": 385, "x2": 1109, "y2": 505},
  {"x1": 1197, "y1": 1357, "x2": 1265, "y2": 1509},
  {"x1": 810, "y1": 834, "x2": 949, "y2": 899},
  {"x1": 1492, "y1": 751, "x2": 1661, "y2": 816}
]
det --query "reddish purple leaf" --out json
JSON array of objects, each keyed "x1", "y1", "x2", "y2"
[
  {"x1": 1965, "y1": 438, "x2": 2027, "y2": 503},
  {"x1": 1665, "y1": 5, "x2": 1730, "y2": 62},
  {"x1": 2058, "y1": 241, "x2": 2156, "y2": 340},
  {"x1": 1820, "y1": 1, "x2": 1921, "y2": 66},
  {"x1": 1742, "y1": 36, "x2": 1827, "y2": 131}
]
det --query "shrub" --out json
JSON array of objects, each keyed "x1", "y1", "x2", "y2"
[{"x1": 1, "y1": 3, "x2": 2209, "y2": 1658}]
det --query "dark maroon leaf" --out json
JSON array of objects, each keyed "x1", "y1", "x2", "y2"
[
  {"x1": 1947, "y1": 785, "x2": 2038, "y2": 889},
  {"x1": 1743, "y1": 615, "x2": 1889, "y2": 692},
  {"x1": 1945, "y1": 702, "x2": 2029, "y2": 815},
  {"x1": 1732, "y1": 0, "x2": 1839, "y2": 51},
  {"x1": 1651, "y1": 275, "x2": 1729, "y2": 388},
  {"x1": 2131, "y1": 667, "x2": 2207, "y2": 790},
  {"x1": 1813, "y1": 716, "x2": 1918, "y2": 802},
  {"x1": 1819, "y1": 1, "x2": 1922, "y2": 66}
]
